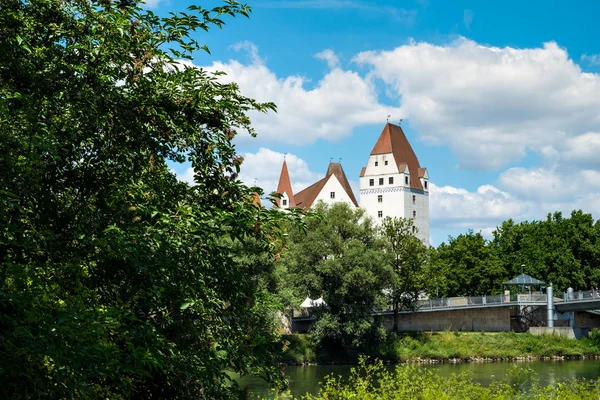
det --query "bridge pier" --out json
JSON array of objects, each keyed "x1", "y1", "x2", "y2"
[{"x1": 547, "y1": 284, "x2": 554, "y2": 328}]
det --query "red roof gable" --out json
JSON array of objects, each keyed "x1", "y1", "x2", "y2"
[
  {"x1": 370, "y1": 123, "x2": 424, "y2": 191},
  {"x1": 294, "y1": 162, "x2": 358, "y2": 210},
  {"x1": 275, "y1": 160, "x2": 295, "y2": 208}
]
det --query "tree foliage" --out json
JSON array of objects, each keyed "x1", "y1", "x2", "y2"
[
  {"x1": 0, "y1": 0, "x2": 293, "y2": 398},
  {"x1": 431, "y1": 230, "x2": 504, "y2": 297},
  {"x1": 379, "y1": 217, "x2": 427, "y2": 331},
  {"x1": 279, "y1": 203, "x2": 389, "y2": 357},
  {"x1": 430, "y1": 210, "x2": 600, "y2": 297}
]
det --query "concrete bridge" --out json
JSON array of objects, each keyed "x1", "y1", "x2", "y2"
[
  {"x1": 411, "y1": 289, "x2": 600, "y2": 314},
  {"x1": 292, "y1": 288, "x2": 600, "y2": 334}
]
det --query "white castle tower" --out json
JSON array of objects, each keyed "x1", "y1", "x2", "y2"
[{"x1": 359, "y1": 123, "x2": 429, "y2": 245}]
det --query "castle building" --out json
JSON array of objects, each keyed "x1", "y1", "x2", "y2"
[
  {"x1": 274, "y1": 123, "x2": 429, "y2": 245},
  {"x1": 359, "y1": 123, "x2": 429, "y2": 245},
  {"x1": 275, "y1": 161, "x2": 358, "y2": 211}
]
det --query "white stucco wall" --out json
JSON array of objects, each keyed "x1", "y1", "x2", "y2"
[
  {"x1": 359, "y1": 153, "x2": 429, "y2": 246},
  {"x1": 279, "y1": 192, "x2": 291, "y2": 209},
  {"x1": 314, "y1": 174, "x2": 357, "y2": 208}
]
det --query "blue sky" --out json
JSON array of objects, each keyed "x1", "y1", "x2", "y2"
[{"x1": 162, "y1": 0, "x2": 600, "y2": 245}]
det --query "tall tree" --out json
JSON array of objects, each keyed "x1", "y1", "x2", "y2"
[
  {"x1": 0, "y1": 1, "x2": 292, "y2": 398},
  {"x1": 433, "y1": 231, "x2": 505, "y2": 296},
  {"x1": 379, "y1": 217, "x2": 427, "y2": 331},
  {"x1": 492, "y1": 211, "x2": 600, "y2": 291},
  {"x1": 280, "y1": 202, "x2": 389, "y2": 357}
]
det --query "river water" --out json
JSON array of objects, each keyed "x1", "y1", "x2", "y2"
[{"x1": 239, "y1": 360, "x2": 600, "y2": 398}]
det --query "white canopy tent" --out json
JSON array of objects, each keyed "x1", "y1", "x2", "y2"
[{"x1": 300, "y1": 297, "x2": 326, "y2": 308}]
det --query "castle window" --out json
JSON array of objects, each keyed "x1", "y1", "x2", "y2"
[
  {"x1": 378, "y1": 211, "x2": 383, "y2": 218},
  {"x1": 375, "y1": 161, "x2": 378, "y2": 166},
  {"x1": 405, "y1": 176, "x2": 409, "y2": 185},
  {"x1": 389, "y1": 177, "x2": 394, "y2": 184},
  {"x1": 378, "y1": 195, "x2": 383, "y2": 203},
  {"x1": 412, "y1": 195, "x2": 416, "y2": 204},
  {"x1": 413, "y1": 210, "x2": 417, "y2": 218},
  {"x1": 424, "y1": 181, "x2": 428, "y2": 189},
  {"x1": 385, "y1": 160, "x2": 388, "y2": 166},
  {"x1": 379, "y1": 178, "x2": 384, "y2": 185},
  {"x1": 369, "y1": 179, "x2": 374, "y2": 186},
  {"x1": 282, "y1": 199, "x2": 287, "y2": 206},
  {"x1": 330, "y1": 192, "x2": 335, "y2": 199}
]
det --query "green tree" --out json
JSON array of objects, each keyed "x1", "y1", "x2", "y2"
[
  {"x1": 433, "y1": 231, "x2": 505, "y2": 296},
  {"x1": 379, "y1": 217, "x2": 427, "y2": 331},
  {"x1": 0, "y1": 1, "x2": 293, "y2": 398},
  {"x1": 492, "y1": 211, "x2": 600, "y2": 291},
  {"x1": 280, "y1": 202, "x2": 388, "y2": 357}
]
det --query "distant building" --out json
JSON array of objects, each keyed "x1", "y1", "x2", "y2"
[
  {"x1": 359, "y1": 123, "x2": 429, "y2": 245},
  {"x1": 274, "y1": 122, "x2": 430, "y2": 245},
  {"x1": 275, "y1": 161, "x2": 358, "y2": 211}
]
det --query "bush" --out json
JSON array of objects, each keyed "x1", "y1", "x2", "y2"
[{"x1": 290, "y1": 357, "x2": 600, "y2": 399}]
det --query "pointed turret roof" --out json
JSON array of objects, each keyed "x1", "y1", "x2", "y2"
[
  {"x1": 294, "y1": 162, "x2": 358, "y2": 210},
  {"x1": 370, "y1": 123, "x2": 424, "y2": 191},
  {"x1": 275, "y1": 160, "x2": 295, "y2": 208}
]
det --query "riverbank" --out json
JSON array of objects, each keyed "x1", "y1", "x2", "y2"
[{"x1": 281, "y1": 331, "x2": 600, "y2": 365}]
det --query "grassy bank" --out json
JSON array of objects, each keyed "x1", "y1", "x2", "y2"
[{"x1": 281, "y1": 331, "x2": 600, "y2": 364}]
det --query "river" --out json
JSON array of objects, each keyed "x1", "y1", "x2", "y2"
[{"x1": 238, "y1": 360, "x2": 600, "y2": 398}]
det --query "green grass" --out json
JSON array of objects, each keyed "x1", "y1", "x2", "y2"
[
  {"x1": 282, "y1": 331, "x2": 600, "y2": 364},
  {"x1": 379, "y1": 331, "x2": 600, "y2": 361},
  {"x1": 280, "y1": 334, "x2": 317, "y2": 364}
]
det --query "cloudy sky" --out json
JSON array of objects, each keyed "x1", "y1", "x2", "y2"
[{"x1": 161, "y1": 0, "x2": 600, "y2": 245}]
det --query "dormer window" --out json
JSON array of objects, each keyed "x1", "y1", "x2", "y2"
[
  {"x1": 330, "y1": 192, "x2": 335, "y2": 199},
  {"x1": 282, "y1": 199, "x2": 287, "y2": 206},
  {"x1": 424, "y1": 181, "x2": 428, "y2": 189},
  {"x1": 375, "y1": 161, "x2": 378, "y2": 166},
  {"x1": 405, "y1": 176, "x2": 409, "y2": 185}
]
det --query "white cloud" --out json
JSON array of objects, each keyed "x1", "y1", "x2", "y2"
[
  {"x1": 203, "y1": 44, "x2": 401, "y2": 146},
  {"x1": 430, "y1": 183, "x2": 526, "y2": 228},
  {"x1": 315, "y1": 49, "x2": 340, "y2": 69},
  {"x1": 143, "y1": 0, "x2": 164, "y2": 8},
  {"x1": 354, "y1": 38, "x2": 600, "y2": 169},
  {"x1": 237, "y1": 148, "x2": 322, "y2": 195},
  {"x1": 430, "y1": 165, "x2": 600, "y2": 233},
  {"x1": 463, "y1": 9, "x2": 474, "y2": 29},
  {"x1": 173, "y1": 148, "x2": 322, "y2": 197},
  {"x1": 174, "y1": 167, "x2": 195, "y2": 185},
  {"x1": 562, "y1": 132, "x2": 600, "y2": 167},
  {"x1": 499, "y1": 166, "x2": 600, "y2": 201},
  {"x1": 581, "y1": 54, "x2": 600, "y2": 66}
]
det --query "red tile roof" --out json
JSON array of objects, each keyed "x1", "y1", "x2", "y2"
[
  {"x1": 275, "y1": 160, "x2": 295, "y2": 208},
  {"x1": 294, "y1": 162, "x2": 358, "y2": 210},
  {"x1": 369, "y1": 123, "x2": 424, "y2": 191}
]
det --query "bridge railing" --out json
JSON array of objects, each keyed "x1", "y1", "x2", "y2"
[{"x1": 568, "y1": 290, "x2": 600, "y2": 301}]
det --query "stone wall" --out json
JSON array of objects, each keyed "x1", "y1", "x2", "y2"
[
  {"x1": 575, "y1": 312, "x2": 600, "y2": 329},
  {"x1": 382, "y1": 307, "x2": 512, "y2": 332}
]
